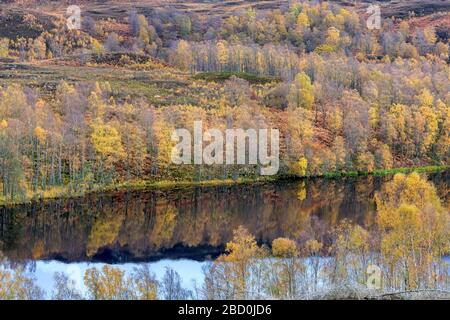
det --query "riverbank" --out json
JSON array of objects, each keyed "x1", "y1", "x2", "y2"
[{"x1": 1, "y1": 165, "x2": 448, "y2": 207}]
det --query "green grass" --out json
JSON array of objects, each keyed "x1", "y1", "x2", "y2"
[
  {"x1": 108, "y1": 176, "x2": 278, "y2": 192},
  {"x1": 109, "y1": 80, "x2": 171, "y2": 102},
  {"x1": 193, "y1": 71, "x2": 281, "y2": 84},
  {"x1": 321, "y1": 165, "x2": 449, "y2": 179}
]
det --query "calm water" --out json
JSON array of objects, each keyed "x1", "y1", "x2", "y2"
[{"x1": 1, "y1": 172, "x2": 449, "y2": 293}]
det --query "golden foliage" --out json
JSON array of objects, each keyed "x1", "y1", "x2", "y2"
[
  {"x1": 272, "y1": 238, "x2": 298, "y2": 258},
  {"x1": 376, "y1": 173, "x2": 450, "y2": 290}
]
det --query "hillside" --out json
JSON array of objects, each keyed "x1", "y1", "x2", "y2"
[{"x1": 0, "y1": 0, "x2": 449, "y2": 205}]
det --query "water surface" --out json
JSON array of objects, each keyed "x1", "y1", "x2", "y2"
[{"x1": 1, "y1": 171, "x2": 448, "y2": 293}]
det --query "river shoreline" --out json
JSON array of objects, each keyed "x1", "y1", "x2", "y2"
[{"x1": 1, "y1": 165, "x2": 448, "y2": 207}]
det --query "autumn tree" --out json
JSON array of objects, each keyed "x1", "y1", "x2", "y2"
[
  {"x1": 267, "y1": 238, "x2": 304, "y2": 299},
  {"x1": 160, "y1": 267, "x2": 192, "y2": 300},
  {"x1": 91, "y1": 120, "x2": 126, "y2": 184},
  {"x1": 202, "y1": 226, "x2": 267, "y2": 299},
  {"x1": 169, "y1": 40, "x2": 193, "y2": 72},
  {"x1": 0, "y1": 265, "x2": 44, "y2": 300},
  {"x1": 288, "y1": 72, "x2": 314, "y2": 110},
  {"x1": 223, "y1": 76, "x2": 251, "y2": 107},
  {"x1": 0, "y1": 38, "x2": 9, "y2": 58},
  {"x1": 175, "y1": 14, "x2": 192, "y2": 38},
  {"x1": 84, "y1": 265, "x2": 132, "y2": 300},
  {"x1": 52, "y1": 272, "x2": 83, "y2": 300},
  {"x1": 104, "y1": 33, "x2": 121, "y2": 53},
  {"x1": 330, "y1": 221, "x2": 370, "y2": 286},
  {"x1": 376, "y1": 173, "x2": 450, "y2": 290},
  {"x1": 130, "y1": 265, "x2": 159, "y2": 300}
]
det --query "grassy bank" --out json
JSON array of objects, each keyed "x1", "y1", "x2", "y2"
[
  {"x1": 321, "y1": 165, "x2": 449, "y2": 178},
  {"x1": 0, "y1": 165, "x2": 448, "y2": 207},
  {"x1": 193, "y1": 71, "x2": 281, "y2": 84}
]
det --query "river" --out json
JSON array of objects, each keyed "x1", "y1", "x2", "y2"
[{"x1": 1, "y1": 171, "x2": 449, "y2": 294}]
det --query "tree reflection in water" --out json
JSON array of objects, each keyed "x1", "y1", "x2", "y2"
[{"x1": 0, "y1": 172, "x2": 448, "y2": 265}]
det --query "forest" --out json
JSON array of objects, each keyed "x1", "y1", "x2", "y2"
[
  {"x1": 0, "y1": 0, "x2": 449, "y2": 301},
  {"x1": 0, "y1": 1, "x2": 448, "y2": 204}
]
